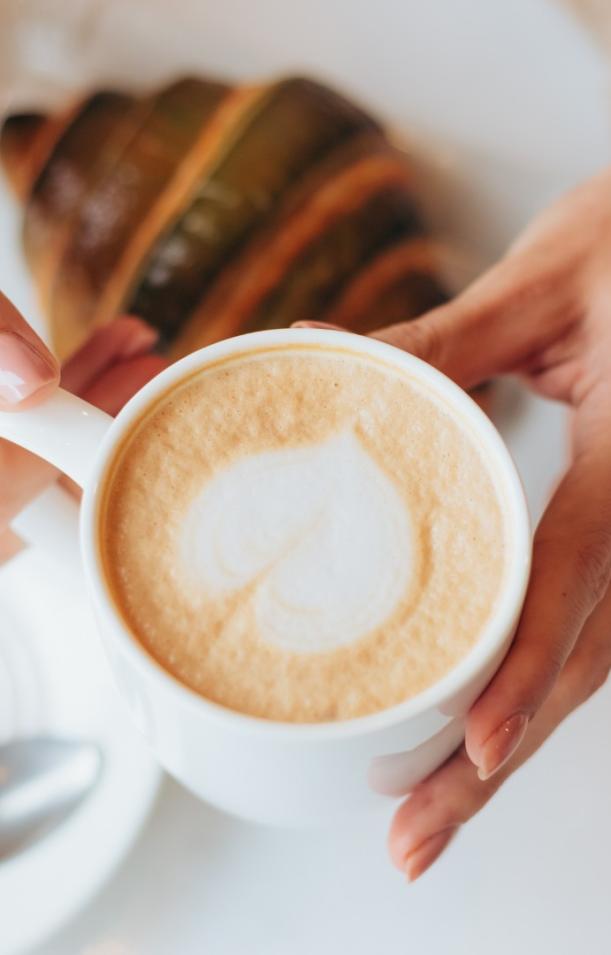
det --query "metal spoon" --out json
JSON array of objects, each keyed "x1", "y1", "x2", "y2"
[{"x1": 0, "y1": 737, "x2": 103, "y2": 861}]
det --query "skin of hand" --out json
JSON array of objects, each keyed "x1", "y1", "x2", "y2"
[
  {"x1": 297, "y1": 166, "x2": 611, "y2": 880},
  {"x1": 0, "y1": 291, "x2": 167, "y2": 561}
]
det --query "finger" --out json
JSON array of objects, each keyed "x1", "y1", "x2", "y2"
[
  {"x1": 81, "y1": 353, "x2": 167, "y2": 415},
  {"x1": 390, "y1": 581, "x2": 611, "y2": 880},
  {"x1": 0, "y1": 527, "x2": 25, "y2": 563},
  {"x1": 465, "y1": 445, "x2": 611, "y2": 779},
  {"x1": 0, "y1": 291, "x2": 59, "y2": 409},
  {"x1": 392, "y1": 727, "x2": 559, "y2": 877},
  {"x1": 0, "y1": 440, "x2": 59, "y2": 529},
  {"x1": 293, "y1": 319, "x2": 497, "y2": 410},
  {"x1": 400, "y1": 828, "x2": 458, "y2": 883},
  {"x1": 292, "y1": 321, "x2": 346, "y2": 331},
  {"x1": 61, "y1": 316, "x2": 158, "y2": 394},
  {"x1": 0, "y1": 322, "x2": 163, "y2": 535},
  {"x1": 369, "y1": 253, "x2": 579, "y2": 389}
]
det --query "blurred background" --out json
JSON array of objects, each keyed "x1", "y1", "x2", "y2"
[{"x1": 0, "y1": 2, "x2": 610, "y2": 953}]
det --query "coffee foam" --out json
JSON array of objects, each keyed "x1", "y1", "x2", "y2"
[
  {"x1": 181, "y1": 428, "x2": 412, "y2": 653},
  {"x1": 101, "y1": 347, "x2": 507, "y2": 723}
]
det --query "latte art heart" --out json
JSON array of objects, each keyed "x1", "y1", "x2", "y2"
[
  {"x1": 102, "y1": 349, "x2": 506, "y2": 722},
  {"x1": 181, "y1": 430, "x2": 412, "y2": 652}
]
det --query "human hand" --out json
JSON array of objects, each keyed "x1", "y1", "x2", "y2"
[
  {"x1": 0, "y1": 291, "x2": 166, "y2": 561},
  {"x1": 298, "y1": 166, "x2": 611, "y2": 879}
]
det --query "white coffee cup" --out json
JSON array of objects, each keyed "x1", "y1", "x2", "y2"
[{"x1": 0, "y1": 328, "x2": 530, "y2": 826}]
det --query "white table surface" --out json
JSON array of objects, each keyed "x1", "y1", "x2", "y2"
[{"x1": 0, "y1": 1, "x2": 610, "y2": 952}]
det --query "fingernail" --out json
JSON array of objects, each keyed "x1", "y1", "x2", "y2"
[
  {"x1": 404, "y1": 828, "x2": 458, "y2": 883},
  {"x1": 291, "y1": 320, "x2": 343, "y2": 330},
  {"x1": 0, "y1": 527, "x2": 25, "y2": 563},
  {"x1": 117, "y1": 319, "x2": 159, "y2": 358},
  {"x1": 0, "y1": 331, "x2": 56, "y2": 407},
  {"x1": 477, "y1": 713, "x2": 529, "y2": 781}
]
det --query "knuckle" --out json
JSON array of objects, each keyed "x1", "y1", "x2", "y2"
[
  {"x1": 452, "y1": 750, "x2": 501, "y2": 821},
  {"x1": 562, "y1": 629, "x2": 611, "y2": 707},
  {"x1": 454, "y1": 773, "x2": 502, "y2": 822},
  {"x1": 404, "y1": 318, "x2": 443, "y2": 366},
  {"x1": 510, "y1": 638, "x2": 567, "y2": 706},
  {"x1": 537, "y1": 641, "x2": 571, "y2": 686},
  {"x1": 575, "y1": 659, "x2": 611, "y2": 705},
  {"x1": 587, "y1": 662, "x2": 611, "y2": 698},
  {"x1": 574, "y1": 527, "x2": 611, "y2": 607},
  {"x1": 535, "y1": 523, "x2": 611, "y2": 616}
]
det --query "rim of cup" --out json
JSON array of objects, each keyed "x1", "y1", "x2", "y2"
[{"x1": 81, "y1": 328, "x2": 531, "y2": 740}]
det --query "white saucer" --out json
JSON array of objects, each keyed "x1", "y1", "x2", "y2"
[{"x1": 0, "y1": 545, "x2": 161, "y2": 955}]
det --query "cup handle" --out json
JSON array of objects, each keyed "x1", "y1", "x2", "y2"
[
  {"x1": 0, "y1": 388, "x2": 112, "y2": 487},
  {"x1": 0, "y1": 388, "x2": 112, "y2": 560}
]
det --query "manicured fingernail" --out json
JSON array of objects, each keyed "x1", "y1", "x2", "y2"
[
  {"x1": 117, "y1": 320, "x2": 159, "y2": 358},
  {"x1": 477, "y1": 713, "x2": 529, "y2": 781},
  {"x1": 0, "y1": 527, "x2": 25, "y2": 562},
  {"x1": 0, "y1": 331, "x2": 56, "y2": 407},
  {"x1": 291, "y1": 320, "x2": 342, "y2": 330},
  {"x1": 404, "y1": 828, "x2": 458, "y2": 883}
]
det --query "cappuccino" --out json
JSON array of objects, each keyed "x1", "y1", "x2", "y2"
[{"x1": 101, "y1": 345, "x2": 507, "y2": 722}]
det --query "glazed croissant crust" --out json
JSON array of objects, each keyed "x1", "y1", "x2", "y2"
[{"x1": 0, "y1": 75, "x2": 448, "y2": 359}]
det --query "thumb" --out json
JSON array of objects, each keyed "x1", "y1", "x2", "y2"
[
  {"x1": 371, "y1": 254, "x2": 567, "y2": 388},
  {"x1": 0, "y1": 292, "x2": 59, "y2": 410}
]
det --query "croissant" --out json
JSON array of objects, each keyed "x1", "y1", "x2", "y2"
[{"x1": 0, "y1": 75, "x2": 448, "y2": 361}]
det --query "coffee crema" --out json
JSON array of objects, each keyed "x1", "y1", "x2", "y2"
[{"x1": 100, "y1": 346, "x2": 508, "y2": 722}]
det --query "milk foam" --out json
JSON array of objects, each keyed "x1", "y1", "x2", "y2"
[
  {"x1": 181, "y1": 429, "x2": 412, "y2": 652},
  {"x1": 103, "y1": 349, "x2": 506, "y2": 722}
]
